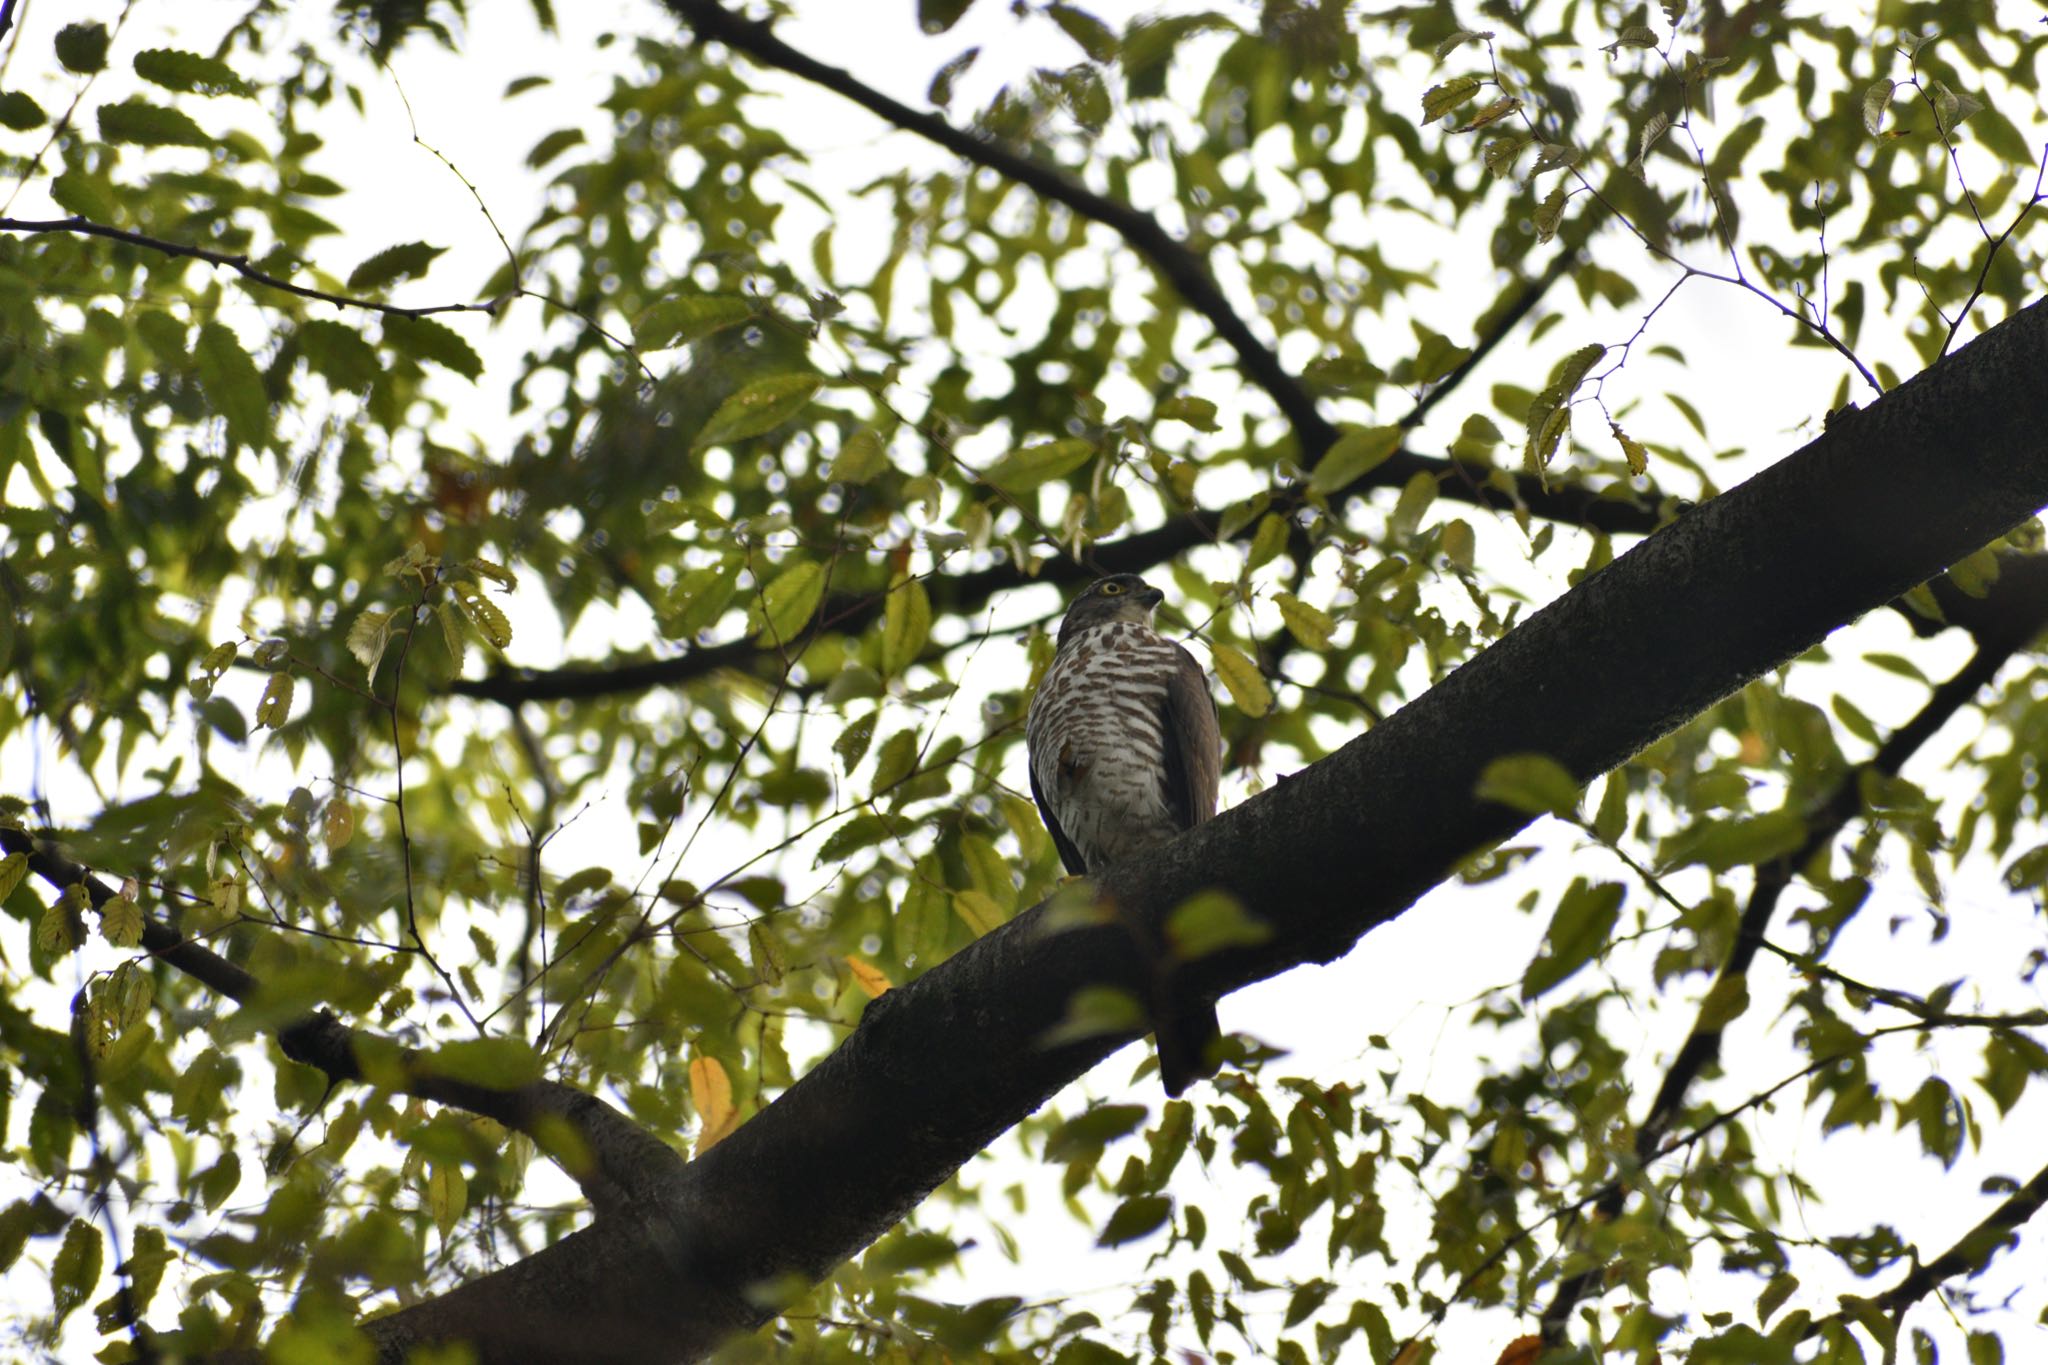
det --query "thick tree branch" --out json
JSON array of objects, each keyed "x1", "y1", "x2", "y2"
[
  {"x1": 0, "y1": 828, "x2": 682, "y2": 1214},
  {"x1": 363, "y1": 294, "x2": 2048, "y2": 1361}
]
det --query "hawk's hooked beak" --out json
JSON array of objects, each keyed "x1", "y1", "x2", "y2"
[{"x1": 1135, "y1": 586, "x2": 1164, "y2": 610}]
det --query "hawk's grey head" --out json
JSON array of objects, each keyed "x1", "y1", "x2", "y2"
[{"x1": 1056, "y1": 574, "x2": 1164, "y2": 648}]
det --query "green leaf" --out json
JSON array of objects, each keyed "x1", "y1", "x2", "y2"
[
  {"x1": 96, "y1": 99, "x2": 209, "y2": 148},
  {"x1": 1154, "y1": 395, "x2": 1219, "y2": 431},
  {"x1": 133, "y1": 48, "x2": 254, "y2": 97},
  {"x1": 55, "y1": 22, "x2": 109, "y2": 73},
  {"x1": 0, "y1": 91, "x2": 46, "y2": 131},
  {"x1": 694, "y1": 374, "x2": 822, "y2": 449},
  {"x1": 1521, "y1": 879, "x2": 1625, "y2": 999},
  {"x1": 1042, "y1": 1104, "x2": 1149, "y2": 1162},
  {"x1": 454, "y1": 583, "x2": 514, "y2": 649},
  {"x1": 50, "y1": 167, "x2": 118, "y2": 221},
  {"x1": 829, "y1": 429, "x2": 891, "y2": 484},
  {"x1": 1476, "y1": 753, "x2": 1581, "y2": 817},
  {"x1": 37, "y1": 886, "x2": 84, "y2": 956},
  {"x1": 882, "y1": 574, "x2": 932, "y2": 677},
  {"x1": 1307, "y1": 425, "x2": 1401, "y2": 495},
  {"x1": 1048, "y1": 4, "x2": 1118, "y2": 61},
  {"x1": 426, "y1": 1162, "x2": 467, "y2": 1238},
  {"x1": 1670, "y1": 808, "x2": 1807, "y2": 871},
  {"x1": 1209, "y1": 641, "x2": 1271, "y2": 718},
  {"x1": 748, "y1": 559, "x2": 825, "y2": 645},
  {"x1": 662, "y1": 559, "x2": 742, "y2": 640},
  {"x1": 0, "y1": 853, "x2": 27, "y2": 903},
  {"x1": 981, "y1": 437, "x2": 1097, "y2": 493},
  {"x1": 525, "y1": 126, "x2": 586, "y2": 169},
  {"x1": 382, "y1": 315, "x2": 484, "y2": 380},
  {"x1": 872, "y1": 729, "x2": 919, "y2": 795},
  {"x1": 818, "y1": 814, "x2": 887, "y2": 863},
  {"x1": 952, "y1": 889, "x2": 1006, "y2": 937},
  {"x1": 1096, "y1": 1193, "x2": 1172, "y2": 1247},
  {"x1": 298, "y1": 319, "x2": 381, "y2": 391},
  {"x1": 346, "y1": 241, "x2": 448, "y2": 292},
  {"x1": 346, "y1": 610, "x2": 393, "y2": 680},
  {"x1": 422, "y1": 1037, "x2": 543, "y2": 1088},
  {"x1": 1421, "y1": 76, "x2": 1482, "y2": 124},
  {"x1": 634, "y1": 295, "x2": 752, "y2": 350},
  {"x1": 1165, "y1": 891, "x2": 1272, "y2": 961},
  {"x1": 51, "y1": 1219, "x2": 102, "y2": 1325},
  {"x1": 193, "y1": 322, "x2": 269, "y2": 450}
]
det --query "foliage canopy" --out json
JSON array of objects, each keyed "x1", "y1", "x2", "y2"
[{"x1": 2, "y1": 0, "x2": 2048, "y2": 1362}]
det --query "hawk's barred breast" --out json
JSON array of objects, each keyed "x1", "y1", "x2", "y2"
[{"x1": 1026, "y1": 619, "x2": 1188, "y2": 869}]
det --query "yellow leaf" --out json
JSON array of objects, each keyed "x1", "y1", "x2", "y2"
[
  {"x1": 1273, "y1": 592, "x2": 1336, "y2": 650},
  {"x1": 323, "y1": 798, "x2": 354, "y2": 853},
  {"x1": 455, "y1": 583, "x2": 514, "y2": 649},
  {"x1": 254, "y1": 671, "x2": 294, "y2": 729},
  {"x1": 0, "y1": 852, "x2": 28, "y2": 902},
  {"x1": 1208, "y1": 641, "x2": 1272, "y2": 718},
  {"x1": 188, "y1": 640, "x2": 237, "y2": 699},
  {"x1": 952, "y1": 889, "x2": 1006, "y2": 937},
  {"x1": 1609, "y1": 421, "x2": 1649, "y2": 477},
  {"x1": 99, "y1": 894, "x2": 144, "y2": 948},
  {"x1": 845, "y1": 956, "x2": 892, "y2": 998},
  {"x1": 424, "y1": 1161, "x2": 466, "y2": 1239},
  {"x1": 690, "y1": 1055, "x2": 739, "y2": 1155}
]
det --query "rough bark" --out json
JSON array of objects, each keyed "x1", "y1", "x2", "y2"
[{"x1": 350, "y1": 295, "x2": 2048, "y2": 1357}]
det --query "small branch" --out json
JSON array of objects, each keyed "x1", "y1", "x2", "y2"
[
  {"x1": 1940, "y1": 142, "x2": 2048, "y2": 357},
  {"x1": 0, "y1": 215, "x2": 502, "y2": 319},
  {"x1": 661, "y1": 0, "x2": 1339, "y2": 459},
  {"x1": 2, "y1": 826, "x2": 682, "y2": 1214},
  {"x1": 1858, "y1": 1157, "x2": 2048, "y2": 1319},
  {"x1": 1538, "y1": 637, "x2": 2029, "y2": 1343}
]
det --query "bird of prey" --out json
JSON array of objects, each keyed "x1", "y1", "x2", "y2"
[{"x1": 1025, "y1": 573, "x2": 1223, "y2": 1095}]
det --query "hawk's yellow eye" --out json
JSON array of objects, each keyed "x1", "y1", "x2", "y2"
[{"x1": 1100, "y1": 582, "x2": 1123, "y2": 595}]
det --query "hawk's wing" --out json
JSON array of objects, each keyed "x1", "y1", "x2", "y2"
[
  {"x1": 1161, "y1": 643, "x2": 1222, "y2": 831},
  {"x1": 1029, "y1": 741, "x2": 1090, "y2": 876}
]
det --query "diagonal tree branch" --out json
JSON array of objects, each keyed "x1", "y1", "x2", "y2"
[
  {"x1": 0, "y1": 827, "x2": 683, "y2": 1215},
  {"x1": 1538, "y1": 627, "x2": 2038, "y2": 1341},
  {"x1": 360, "y1": 287, "x2": 2048, "y2": 1363}
]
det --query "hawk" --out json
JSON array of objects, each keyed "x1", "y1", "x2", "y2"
[{"x1": 1025, "y1": 573, "x2": 1223, "y2": 1095}]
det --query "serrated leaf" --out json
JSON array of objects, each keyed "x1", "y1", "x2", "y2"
[
  {"x1": 695, "y1": 373, "x2": 822, "y2": 450},
  {"x1": 1273, "y1": 592, "x2": 1335, "y2": 650},
  {"x1": 1209, "y1": 641, "x2": 1271, "y2": 718},
  {"x1": 1610, "y1": 421, "x2": 1649, "y2": 476},
  {"x1": 97, "y1": 98, "x2": 208, "y2": 147},
  {"x1": 189, "y1": 640, "x2": 238, "y2": 699},
  {"x1": 1308, "y1": 424, "x2": 1401, "y2": 495},
  {"x1": 834, "y1": 712, "x2": 877, "y2": 771},
  {"x1": 981, "y1": 437, "x2": 1096, "y2": 493},
  {"x1": 871, "y1": 729, "x2": 919, "y2": 795},
  {"x1": 882, "y1": 574, "x2": 932, "y2": 677},
  {"x1": 382, "y1": 315, "x2": 484, "y2": 379},
  {"x1": 133, "y1": 48, "x2": 254, "y2": 97},
  {"x1": 347, "y1": 609, "x2": 393, "y2": 680},
  {"x1": 1434, "y1": 29, "x2": 1492, "y2": 61},
  {"x1": 818, "y1": 814, "x2": 887, "y2": 862},
  {"x1": 1421, "y1": 76, "x2": 1482, "y2": 125},
  {"x1": 1458, "y1": 96, "x2": 1522, "y2": 132},
  {"x1": 748, "y1": 559, "x2": 825, "y2": 646},
  {"x1": 194, "y1": 322, "x2": 269, "y2": 449},
  {"x1": 691, "y1": 1055, "x2": 739, "y2": 1154},
  {"x1": 1247, "y1": 512, "x2": 1290, "y2": 571},
  {"x1": 254, "y1": 671, "x2": 294, "y2": 729},
  {"x1": 634, "y1": 295, "x2": 752, "y2": 350},
  {"x1": 453, "y1": 583, "x2": 513, "y2": 649},
  {"x1": 51, "y1": 1219, "x2": 102, "y2": 1325},
  {"x1": 38, "y1": 886, "x2": 85, "y2": 956},
  {"x1": 1477, "y1": 753, "x2": 1581, "y2": 816},
  {"x1": 99, "y1": 893, "x2": 143, "y2": 948},
  {"x1": 347, "y1": 241, "x2": 447, "y2": 292}
]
